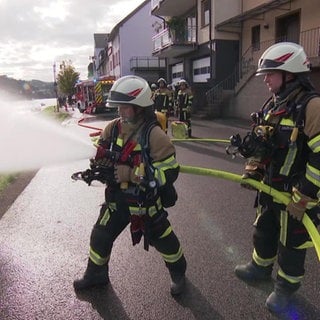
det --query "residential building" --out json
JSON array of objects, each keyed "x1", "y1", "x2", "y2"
[
  {"x1": 94, "y1": 0, "x2": 166, "y2": 84},
  {"x1": 151, "y1": 0, "x2": 320, "y2": 119},
  {"x1": 90, "y1": 33, "x2": 109, "y2": 79},
  {"x1": 151, "y1": 0, "x2": 241, "y2": 113}
]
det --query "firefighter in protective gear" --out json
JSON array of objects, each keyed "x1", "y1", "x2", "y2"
[
  {"x1": 176, "y1": 79, "x2": 193, "y2": 137},
  {"x1": 73, "y1": 75, "x2": 187, "y2": 295},
  {"x1": 152, "y1": 78, "x2": 172, "y2": 133},
  {"x1": 235, "y1": 42, "x2": 320, "y2": 313},
  {"x1": 150, "y1": 82, "x2": 157, "y2": 93}
]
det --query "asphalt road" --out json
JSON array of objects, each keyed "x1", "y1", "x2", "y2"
[{"x1": 0, "y1": 114, "x2": 319, "y2": 320}]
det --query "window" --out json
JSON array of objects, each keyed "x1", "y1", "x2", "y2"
[
  {"x1": 187, "y1": 14, "x2": 196, "y2": 42},
  {"x1": 193, "y1": 57, "x2": 210, "y2": 82},
  {"x1": 251, "y1": 25, "x2": 260, "y2": 51},
  {"x1": 171, "y1": 63, "x2": 184, "y2": 84},
  {"x1": 276, "y1": 12, "x2": 300, "y2": 44},
  {"x1": 201, "y1": 0, "x2": 210, "y2": 27},
  {"x1": 193, "y1": 66, "x2": 210, "y2": 75},
  {"x1": 172, "y1": 71, "x2": 184, "y2": 79}
]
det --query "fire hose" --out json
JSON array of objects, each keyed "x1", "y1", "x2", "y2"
[
  {"x1": 75, "y1": 119, "x2": 319, "y2": 260},
  {"x1": 77, "y1": 116, "x2": 102, "y2": 137},
  {"x1": 171, "y1": 138, "x2": 230, "y2": 143},
  {"x1": 179, "y1": 164, "x2": 320, "y2": 261}
]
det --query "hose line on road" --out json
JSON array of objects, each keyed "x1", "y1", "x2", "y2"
[
  {"x1": 179, "y1": 164, "x2": 320, "y2": 261},
  {"x1": 77, "y1": 116, "x2": 231, "y2": 142},
  {"x1": 77, "y1": 116, "x2": 103, "y2": 137},
  {"x1": 171, "y1": 138, "x2": 230, "y2": 143}
]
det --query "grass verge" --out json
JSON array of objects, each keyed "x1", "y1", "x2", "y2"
[
  {"x1": 0, "y1": 174, "x2": 17, "y2": 194},
  {"x1": 41, "y1": 105, "x2": 71, "y2": 121}
]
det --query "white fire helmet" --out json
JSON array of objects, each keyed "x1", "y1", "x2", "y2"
[
  {"x1": 256, "y1": 42, "x2": 310, "y2": 75},
  {"x1": 157, "y1": 78, "x2": 167, "y2": 85},
  {"x1": 179, "y1": 79, "x2": 188, "y2": 86},
  {"x1": 107, "y1": 75, "x2": 154, "y2": 108}
]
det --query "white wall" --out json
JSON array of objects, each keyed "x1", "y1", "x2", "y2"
[{"x1": 119, "y1": 2, "x2": 159, "y2": 77}]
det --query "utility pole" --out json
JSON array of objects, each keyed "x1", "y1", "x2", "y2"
[{"x1": 53, "y1": 62, "x2": 59, "y2": 112}]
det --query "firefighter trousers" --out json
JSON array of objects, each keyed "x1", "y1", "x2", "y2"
[
  {"x1": 252, "y1": 192, "x2": 319, "y2": 290},
  {"x1": 88, "y1": 201, "x2": 187, "y2": 275}
]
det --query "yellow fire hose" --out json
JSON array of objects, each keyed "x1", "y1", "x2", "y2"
[
  {"x1": 171, "y1": 138, "x2": 230, "y2": 143},
  {"x1": 81, "y1": 121, "x2": 319, "y2": 259},
  {"x1": 179, "y1": 165, "x2": 320, "y2": 261}
]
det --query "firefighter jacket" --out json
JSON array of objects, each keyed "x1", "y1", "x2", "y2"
[
  {"x1": 99, "y1": 116, "x2": 179, "y2": 215},
  {"x1": 153, "y1": 88, "x2": 172, "y2": 113},
  {"x1": 254, "y1": 84, "x2": 320, "y2": 199},
  {"x1": 176, "y1": 88, "x2": 193, "y2": 112}
]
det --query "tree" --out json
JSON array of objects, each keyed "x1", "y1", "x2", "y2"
[
  {"x1": 88, "y1": 62, "x2": 94, "y2": 78},
  {"x1": 56, "y1": 60, "x2": 80, "y2": 110},
  {"x1": 166, "y1": 16, "x2": 186, "y2": 42}
]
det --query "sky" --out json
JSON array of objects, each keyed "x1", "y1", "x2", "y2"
[{"x1": 0, "y1": 0, "x2": 146, "y2": 82}]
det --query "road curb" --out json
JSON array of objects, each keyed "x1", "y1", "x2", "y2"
[{"x1": 0, "y1": 170, "x2": 37, "y2": 219}]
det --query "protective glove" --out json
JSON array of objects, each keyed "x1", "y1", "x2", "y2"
[
  {"x1": 241, "y1": 159, "x2": 265, "y2": 191},
  {"x1": 114, "y1": 165, "x2": 139, "y2": 184},
  {"x1": 286, "y1": 187, "x2": 318, "y2": 221}
]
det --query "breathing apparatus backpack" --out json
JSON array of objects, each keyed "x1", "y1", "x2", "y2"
[
  {"x1": 72, "y1": 118, "x2": 178, "y2": 208},
  {"x1": 107, "y1": 119, "x2": 178, "y2": 208},
  {"x1": 226, "y1": 91, "x2": 320, "y2": 159}
]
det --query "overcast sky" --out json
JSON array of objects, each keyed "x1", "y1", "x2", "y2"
[{"x1": 0, "y1": 0, "x2": 145, "y2": 82}]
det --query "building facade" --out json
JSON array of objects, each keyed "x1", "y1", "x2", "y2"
[
  {"x1": 91, "y1": 33, "x2": 109, "y2": 79},
  {"x1": 92, "y1": 0, "x2": 166, "y2": 84},
  {"x1": 219, "y1": 0, "x2": 320, "y2": 118},
  {"x1": 151, "y1": 0, "x2": 320, "y2": 118},
  {"x1": 151, "y1": 0, "x2": 241, "y2": 112},
  {"x1": 87, "y1": 1, "x2": 320, "y2": 119}
]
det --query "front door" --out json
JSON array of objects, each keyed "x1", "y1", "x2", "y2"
[{"x1": 276, "y1": 11, "x2": 300, "y2": 43}]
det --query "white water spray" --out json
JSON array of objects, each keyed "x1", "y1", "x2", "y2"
[{"x1": 0, "y1": 97, "x2": 96, "y2": 173}]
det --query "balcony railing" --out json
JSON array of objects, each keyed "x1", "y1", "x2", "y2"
[
  {"x1": 300, "y1": 27, "x2": 320, "y2": 57},
  {"x1": 152, "y1": 26, "x2": 197, "y2": 54},
  {"x1": 240, "y1": 27, "x2": 320, "y2": 78}
]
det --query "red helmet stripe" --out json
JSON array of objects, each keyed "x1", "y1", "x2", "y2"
[
  {"x1": 127, "y1": 88, "x2": 143, "y2": 97},
  {"x1": 275, "y1": 52, "x2": 294, "y2": 62}
]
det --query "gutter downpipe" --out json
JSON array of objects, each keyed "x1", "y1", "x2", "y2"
[
  {"x1": 209, "y1": 0, "x2": 213, "y2": 82},
  {"x1": 240, "y1": 0, "x2": 243, "y2": 79}
]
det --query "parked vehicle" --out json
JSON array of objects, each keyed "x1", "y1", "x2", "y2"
[{"x1": 75, "y1": 75, "x2": 116, "y2": 114}]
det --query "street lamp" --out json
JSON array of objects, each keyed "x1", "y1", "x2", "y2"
[{"x1": 53, "y1": 62, "x2": 59, "y2": 112}]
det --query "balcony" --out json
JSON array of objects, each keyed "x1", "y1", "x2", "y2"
[
  {"x1": 152, "y1": 27, "x2": 197, "y2": 58},
  {"x1": 151, "y1": 0, "x2": 196, "y2": 16}
]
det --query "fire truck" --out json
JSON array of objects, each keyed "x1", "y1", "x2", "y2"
[{"x1": 75, "y1": 75, "x2": 116, "y2": 114}]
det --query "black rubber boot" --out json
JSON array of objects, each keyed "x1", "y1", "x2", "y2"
[
  {"x1": 265, "y1": 280, "x2": 300, "y2": 313},
  {"x1": 73, "y1": 259, "x2": 109, "y2": 290},
  {"x1": 234, "y1": 261, "x2": 272, "y2": 281},
  {"x1": 169, "y1": 271, "x2": 186, "y2": 295}
]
